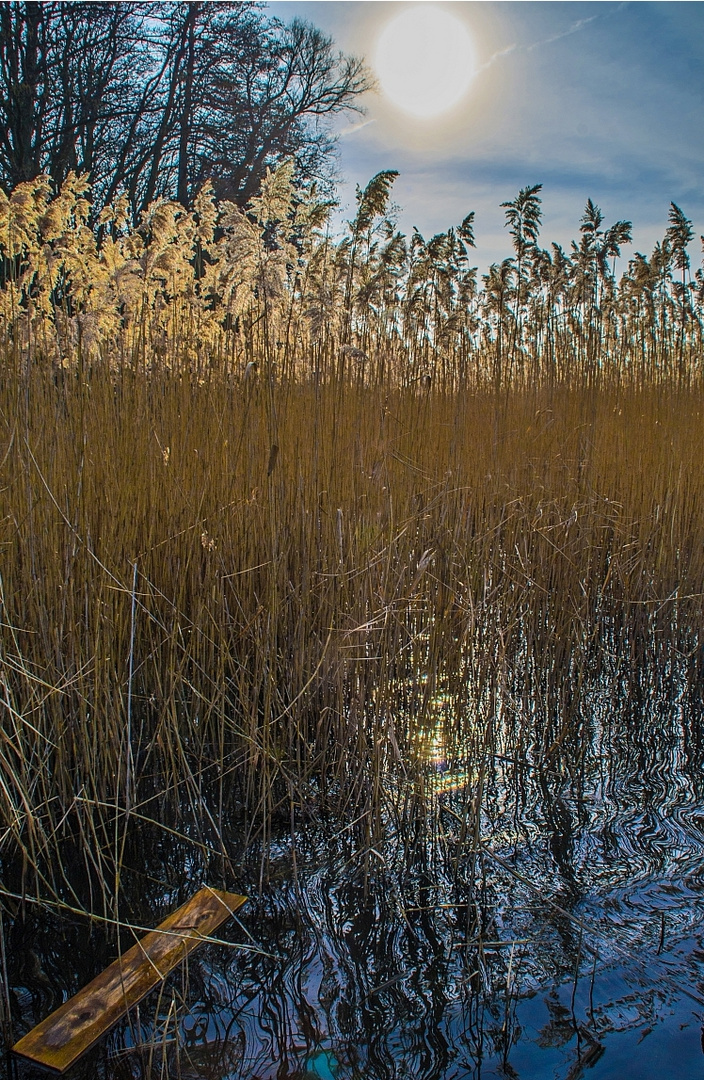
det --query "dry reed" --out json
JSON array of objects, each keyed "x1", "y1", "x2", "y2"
[{"x1": 1, "y1": 358, "x2": 703, "y2": 920}]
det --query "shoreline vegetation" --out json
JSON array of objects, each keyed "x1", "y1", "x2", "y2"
[
  {"x1": 1, "y1": 168, "x2": 702, "y2": 390},
  {"x1": 1, "y1": 167, "x2": 704, "y2": 1045}
]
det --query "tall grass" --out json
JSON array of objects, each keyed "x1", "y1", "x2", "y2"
[
  {"x1": 1, "y1": 170, "x2": 703, "y2": 394},
  {"x1": 1, "y1": 167, "x2": 704, "y2": 994},
  {"x1": 1, "y1": 356, "x2": 703, "y2": 920}
]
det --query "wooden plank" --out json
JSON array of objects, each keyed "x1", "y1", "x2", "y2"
[{"x1": 12, "y1": 887, "x2": 247, "y2": 1073}]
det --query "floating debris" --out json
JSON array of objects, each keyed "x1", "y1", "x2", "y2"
[{"x1": 12, "y1": 888, "x2": 247, "y2": 1073}]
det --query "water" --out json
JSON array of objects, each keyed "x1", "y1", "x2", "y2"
[{"x1": 4, "y1": 663, "x2": 704, "y2": 1079}]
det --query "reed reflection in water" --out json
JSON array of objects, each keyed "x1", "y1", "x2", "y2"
[{"x1": 5, "y1": 661, "x2": 704, "y2": 1080}]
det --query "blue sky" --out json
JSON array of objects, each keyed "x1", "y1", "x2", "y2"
[{"x1": 266, "y1": 1, "x2": 704, "y2": 271}]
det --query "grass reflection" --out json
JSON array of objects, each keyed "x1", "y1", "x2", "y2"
[{"x1": 4, "y1": 661, "x2": 704, "y2": 1079}]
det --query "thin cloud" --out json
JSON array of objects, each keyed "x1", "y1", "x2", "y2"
[
  {"x1": 338, "y1": 117, "x2": 376, "y2": 138},
  {"x1": 526, "y1": 2, "x2": 627, "y2": 52},
  {"x1": 526, "y1": 14, "x2": 600, "y2": 51},
  {"x1": 475, "y1": 43, "x2": 517, "y2": 75},
  {"x1": 474, "y1": 2, "x2": 627, "y2": 69}
]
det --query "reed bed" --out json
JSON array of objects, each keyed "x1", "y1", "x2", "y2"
[
  {"x1": 1, "y1": 167, "x2": 704, "y2": 966},
  {"x1": 2, "y1": 171, "x2": 703, "y2": 394},
  {"x1": 1, "y1": 356, "x2": 703, "y2": 920},
  {"x1": 2, "y1": 154, "x2": 704, "y2": 1080}
]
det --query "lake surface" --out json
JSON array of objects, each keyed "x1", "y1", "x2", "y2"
[{"x1": 5, "y1": 661, "x2": 704, "y2": 1079}]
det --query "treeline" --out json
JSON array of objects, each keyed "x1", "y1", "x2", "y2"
[
  {"x1": 1, "y1": 166, "x2": 703, "y2": 389},
  {"x1": 0, "y1": 2, "x2": 368, "y2": 212}
]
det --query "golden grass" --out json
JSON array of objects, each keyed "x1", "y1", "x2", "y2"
[{"x1": 1, "y1": 360, "x2": 703, "y2": 917}]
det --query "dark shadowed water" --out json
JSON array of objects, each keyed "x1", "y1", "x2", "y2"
[{"x1": 4, "y1": 661, "x2": 704, "y2": 1079}]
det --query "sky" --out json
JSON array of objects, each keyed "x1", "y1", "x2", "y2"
[{"x1": 266, "y1": 1, "x2": 704, "y2": 272}]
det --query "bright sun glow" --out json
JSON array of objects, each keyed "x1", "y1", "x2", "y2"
[{"x1": 375, "y1": 5, "x2": 477, "y2": 120}]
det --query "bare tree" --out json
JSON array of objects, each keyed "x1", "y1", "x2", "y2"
[
  {"x1": 0, "y1": 3, "x2": 370, "y2": 217},
  {"x1": 192, "y1": 14, "x2": 370, "y2": 207},
  {"x1": 0, "y1": 3, "x2": 152, "y2": 194}
]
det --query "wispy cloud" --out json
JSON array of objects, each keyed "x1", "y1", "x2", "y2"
[
  {"x1": 476, "y1": 2, "x2": 626, "y2": 70},
  {"x1": 338, "y1": 117, "x2": 376, "y2": 138},
  {"x1": 526, "y1": 2, "x2": 627, "y2": 52},
  {"x1": 475, "y1": 43, "x2": 517, "y2": 76},
  {"x1": 526, "y1": 13, "x2": 600, "y2": 52}
]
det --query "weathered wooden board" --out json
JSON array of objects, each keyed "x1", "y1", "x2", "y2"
[{"x1": 12, "y1": 887, "x2": 247, "y2": 1073}]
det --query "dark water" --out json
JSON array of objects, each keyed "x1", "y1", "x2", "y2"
[{"x1": 4, "y1": 665, "x2": 704, "y2": 1079}]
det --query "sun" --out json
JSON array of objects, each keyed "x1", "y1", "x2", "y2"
[{"x1": 375, "y1": 5, "x2": 477, "y2": 120}]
